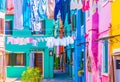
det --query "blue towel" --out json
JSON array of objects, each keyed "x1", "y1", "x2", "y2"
[
  {"x1": 0, "y1": 0, "x2": 6, "y2": 12},
  {"x1": 23, "y1": 0, "x2": 31, "y2": 28}
]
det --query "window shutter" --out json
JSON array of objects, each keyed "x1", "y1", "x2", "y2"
[
  {"x1": 10, "y1": 53, "x2": 16, "y2": 66},
  {"x1": 10, "y1": 21, "x2": 12, "y2": 34},
  {"x1": 103, "y1": 40, "x2": 108, "y2": 73},
  {"x1": 23, "y1": 53, "x2": 26, "y2": 66},
  {"x1": 105, "y1": 40, "x2": 108, "y2": 73}
]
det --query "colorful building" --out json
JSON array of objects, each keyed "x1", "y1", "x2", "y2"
[
  {"x1": 5, "y1": 0, "x2": 74, "y2": 79},
  {"x1": 0, "y1": 12, "x2": 5, "y2": 81},
  {"x1": 5, "y1": 14, "x2": 54, "y2": 78},
  {"x1": 109, "y1": 0, "x2": 120, "y2": 82},
  {"x1": 74, "y1": 9, "x2": 86, "y2": 82},
  {"x1": 0, "y1": 0, "x2": 6, "y2": 81},
  {"x1": 86, "y1": 0, "x2": 111, "y2": 82},
  {"x1": 97, "y1": 0, "x2": 111, "y2": 82}
]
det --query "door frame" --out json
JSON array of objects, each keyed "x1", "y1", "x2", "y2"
[
  {"x1": 109, "y1": 52, "x2": 120, "y2": 82},
  {"x1": 112, "y1": 53, "x2": 120, "y2": 82},
  {"x1": 31, "y1": 51, "x2": 44, "y2": 77}
]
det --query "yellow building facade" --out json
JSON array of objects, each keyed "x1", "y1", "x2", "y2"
[
  {"x1": 111, "y1": 0, "x2": 120, "y2": 53},
  {"x1": 109, "y1": 0, "x2": 120, "y2": 82}
]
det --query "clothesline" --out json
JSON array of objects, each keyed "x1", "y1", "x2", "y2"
[{"x1": 6, "y1": 36, "x2": 75, "y2": 48}]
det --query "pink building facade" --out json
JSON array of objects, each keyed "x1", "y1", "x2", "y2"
[
  {"x1": 86, "y1": 1, "x2": 111, "y2": 82},
  {"x1": 98, "y1": 1, "x2": 111, "y2": 82},
  {"x1": 0, "y1": 13, "x2": 6, "y2": 81}
]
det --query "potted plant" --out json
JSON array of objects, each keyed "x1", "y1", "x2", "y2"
[{"x1": 21, "y1": 67, "x2": 43, "y2": 82}]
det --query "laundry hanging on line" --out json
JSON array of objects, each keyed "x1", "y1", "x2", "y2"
[
  {"x1": 54, "y1": 0, "x2": 71, "y2": 25},
  {"x1": 0, "y1": 0, "x2": 6, "y2": 12},
  {"x1": 23, "y1": 0, "x2": 31, "y2": 28},
  {"x1": 46, "y1": 0, "x2": 55, "y2": 19},
  {"x1": 6, "y1": 0, "x2": 14, "y2": 13},
  {"x1": 7, "y1": 36, "x2": 74, "y2": 48},
  {"x1": 14, "y1": 0, "x2": 24, "y2": 30}
]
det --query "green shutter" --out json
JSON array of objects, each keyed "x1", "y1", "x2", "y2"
[
  {"x1": 23, "y1": 53, "x2": 26, "y2": 66},
  {"x1": 10, "y1": 53, "x2": 16, "y2": 66}
]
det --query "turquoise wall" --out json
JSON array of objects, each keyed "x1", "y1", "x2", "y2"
[{"x1": 5, "y1": 15, "x2": 54, "y2": 78}]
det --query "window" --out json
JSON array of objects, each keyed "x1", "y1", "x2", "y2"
[
  {"x1": 5, "y1": 20, "x2": 12, "y2": 35},
  {"x1": 6, "y1": 53, "x2": 26, "y2": 66},
  {"x1": 31, "y1": 20, "x2": 45, "y2": 35},
  {"x1": 102, "y1": 40, "x2": 108, "y2": 73},
  {"x1": 0, "y1": 18, "x2": 4, "y2": 34}
]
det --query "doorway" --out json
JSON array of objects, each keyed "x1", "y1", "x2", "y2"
[
  {"x1": 113, "y1": 54, "x2": 120, "y2": 82},
  {"x1": 34, "y1": 52, "x2": 44, "y2": 75}
]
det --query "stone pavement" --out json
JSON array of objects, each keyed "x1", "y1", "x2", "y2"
[
  {"x1": 5, "y1": 70, "x2": 73, "y2": 82},
  {"x1": 5, "y1": 78, "x2": 21, "y2": 82},
  {"x1": 43, "y1": 70, "x2": 74, "y2": 82}
]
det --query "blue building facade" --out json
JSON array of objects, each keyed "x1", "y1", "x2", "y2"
[{"x1": 74, "y1": 9, "x2": 86, "y2": 82}]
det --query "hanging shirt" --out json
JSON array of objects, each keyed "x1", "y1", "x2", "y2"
[
  {"x1": 6, "y1": 0, "x2": 14, "y2": 13},
  {"x1": 0, "y1": 0, "x2": 6, "y2": 12},
  {"x1": 54, "y1": 0, "x2": 63, "y2": 21},
  {"x1": 54, "y1": 0, "x2": 71, "y2": 25},
  {"x1": 38, "y1": 0, "x2": 47, "y2": 19},
  {"x1": 23, "y1": 0, "x2": 31, "y2": 28},
  {"x1": 61, "y1": 0, "x2": 71, "y2": 25},
  {"x1": 30, "y1": 0, "x2": 41, "y2": 31},
  {"x1": 46, "y1": 0, "x2": 55, "y2": 19},
  {"x1": 30, "y1": 0, "x2": 46, "y2": 32},
  {"x1": 14, "y1": 0, "x2": 24, "y2": 30}
]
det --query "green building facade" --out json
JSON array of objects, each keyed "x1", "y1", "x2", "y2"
[
  {"x1": 5, "y1": 14, "x2": 54, "y2": 78},
  {"x1": 5, "y1": 14, "x2": 74, "y2": 78}
]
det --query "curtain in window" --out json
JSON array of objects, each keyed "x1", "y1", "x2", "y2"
[
  {"x1": 29, "y1": 53, "x2": 34, "y2": 68},
  {"x1": 5, "y1": 21, "x2": 12, "y2": 35},
  {"x1": 16, "y1": 54, "x2": 24, "y2": 65}
]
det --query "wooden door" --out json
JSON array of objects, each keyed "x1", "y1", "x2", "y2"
[{"x1": 34, "y1": 53, "x2": 43, "y2": 75}]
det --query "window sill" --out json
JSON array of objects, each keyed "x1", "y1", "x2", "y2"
[
  {"x1": 32, "y1": 34, "x2": 44, "y2": 36},
  {"x1": 5, "y1": 35, "x2": 12, "y2": 36},
  {"x1": 7, "y1": 66, "x2": 25, "y2": 67}
]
